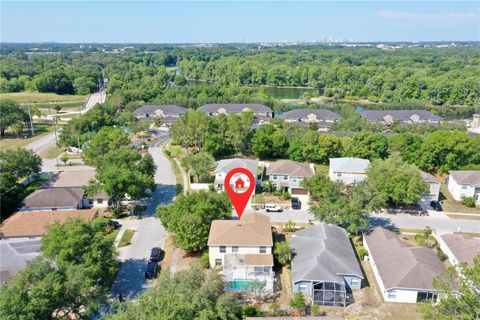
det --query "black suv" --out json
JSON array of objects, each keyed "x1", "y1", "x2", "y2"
[
  {"x1": 145, "y1": 262, "x2": 160, "y2": 279},
  {"x1": 291, "y1": 197, "x2": 301, "y2": 210},
  {"x1": 430, "y1": 201, "x2": 442, "y2": 211},
  {"x1": 150, "y1": 247, "x2": 162, "y2": 262}
]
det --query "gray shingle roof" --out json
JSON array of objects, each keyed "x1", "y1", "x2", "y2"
[
  {"x1": 267, "y1": 160, "x2": 313, "y2": 177},
  {"x1": 441, "y1": 233, "x2": 480, "y2": 266},
  {"x1": 215, "y1": 158, "x2": 258, "y2": 182},
  {"x1": 364, "y1": 228, "x2": 446, "y2": 290},
  {"x1": 449, "y1": 171, "x2": 480, "y2": 186},
  {"x1": 291, "y1": 223, "x2": 364, "y2": 284},
  {"x1": 358, "y1": 110, "x2": 443, "y2": 122},
  {"x1": 198, "y1": 104, "x2": 272, "y2": 114},
  {"x1": 22, "y1": 187, "x2": 84, "y2": 209},
  {"x1": 282, "y1": 109, "x2": 340, "y2": 121},
  {"x1": 329, "y1": 157, "x2": 370, "y2": 174},
  {"x1": 133, "y1": 105, "x2": 187, "y2": 116}
]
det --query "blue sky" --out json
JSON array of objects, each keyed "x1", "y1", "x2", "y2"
[{"x1": 1, "y1": 1, "x2": 479, "y2": 43}]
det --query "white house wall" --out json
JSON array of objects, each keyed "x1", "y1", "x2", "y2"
[
  {"x1": 447, "y1": 176, "x2": 477, "y2": 202},
  {"x1": 209, "y1": 245, "x2": 272, "y2": 268}
]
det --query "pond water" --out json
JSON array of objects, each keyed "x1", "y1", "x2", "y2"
[{"x1": 187, "y1": 80, "x2": 317, "y2": 100}]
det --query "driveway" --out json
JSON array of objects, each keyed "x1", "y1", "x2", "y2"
[
  {"x1": 110, "y1": 144, "x2": 176, "y2": 299},
  {"x1": 82, "y1": 90, "x2": 106, "y2": 113}
]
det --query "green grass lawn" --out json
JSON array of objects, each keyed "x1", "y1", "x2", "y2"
[
  {"x1": 118, "y1": 229, "x2": 135, "y2": 247},
  {"x1": 39, "y1": 145, "x2": 65, "y2": 159},
  {"x1": 0, "y1": 92, "x2": 88, "y2": 104},
  {"x1": 0, "y1": 123, "x2": 56, "y2": 151},
  {"x1": 439, "y1": 185, "x2": 480, "y2": 214}
]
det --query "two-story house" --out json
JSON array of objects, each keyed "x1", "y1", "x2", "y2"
[
  {"x1": 267, "y1": 160, "x2": 314, "y2": 194},
  {"x1": 282, "y1": 109, "x2": 340, "y2": 132},
  {"x1": 198, "y1": 103, "x2": 273, "y2": 129},
  {"x1": 133, "y1": 105, "x2": 187, "y2": 126},
  {"x1": 329, "y1": 157, "x2": 370, "y2": 185},
  {"x1": 207, "y1": 213, "x2": 274, "y2": 291},
  {"x1": 358, "y1": 110, "x2": 443, "y2": 125},
  {"x1": 447, "y1": 170, "x2": 480, "y2": 205},
  {"x1": 215, "y1": 158, "x2": 259, "y2": 192}
]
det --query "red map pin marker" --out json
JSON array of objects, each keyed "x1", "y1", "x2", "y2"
[{"x1": 224, "y1": 167, "x2": 256, "y2": 219}]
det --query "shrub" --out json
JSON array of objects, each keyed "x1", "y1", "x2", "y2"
[
  {"x1": 311, "y1": 303, "x2": 321, "y2": 316},
  {"x1": 242, "y1": 305, "x2": 261, "y2": 317},
  {"x1": 200, "y1": 251, "x2": 209, "y2": 268},
  {"x1": 281, "y1": 192, "x2": 291, "y2": 200},
  {"x1": 282, "y1": 220, "x2": 296, "y2": 232},
  {"x1": 290, "y1": 292, "x2": 306, "y2": 314},
  {"x1": 436, "y1": 248, "x2": 447, "y2": 262},
  {"x1": 462, "y1": 196, "x2": 476, "y2": 208},
  {"x1": 358, "y1": 248, "x2": 369, "y2": 260}
]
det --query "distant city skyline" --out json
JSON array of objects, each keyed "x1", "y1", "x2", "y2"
[{"x1": 1, "y1": 1, "x2": 479, "y2": 43}]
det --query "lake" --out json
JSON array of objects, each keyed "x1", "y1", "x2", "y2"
[{"x1": 187, "y1": 80, "x2": 317, "y2": 100}]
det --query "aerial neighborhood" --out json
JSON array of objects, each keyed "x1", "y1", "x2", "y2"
[{"x1": 1, "y1": 26, "x2": 480, "y2": 320}]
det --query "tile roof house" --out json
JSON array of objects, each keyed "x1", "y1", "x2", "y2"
[
  {"x1": 20, "y1": 187, "x2": 86, "y2": 211},
  {"x1": 282, "y1": 109, "x2": 340, "y2": 131},
  {"x1": 447, "y1": 171, "x2": 480, "y2": 205},
  {"x1": 291, "y1": 223, "x2": 364, "y2": 307},
  {"x1": 198, "y1": 104, "x2": 273, "y2": 129},
  {"x1": 47, "y1": 170, "x2": 109, "y2": 208},
  {"x1": 438, "y1": 233, "x2": 480, "y2": 267},
  {"x1": 363, "y1": 227, "x2": 447, "y2": 303},
  {"x1": 329, "y1": 158, "x2": 370, "y2": 185},
  {"x1": 267, "y1": 160, "x2": 314, "y2": 194},
  {"x1": 133, "y1": 105, "x2": 187, "y2": 126},
  {"x1": 215, "y1": 158, "x2": 259, "y2": 192},
  {"x1": 358, "y1": 110, "x2": 443, "y2": 124},
  {"x1": 0, "y1": 209, "x2": 98, "y2": 239},
  {"x1": 208, "y1": 213, "x2": 274, "y2": 291}
]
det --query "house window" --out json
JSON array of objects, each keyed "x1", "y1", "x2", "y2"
[
  {"x1": 219, "y1": 246, "x2": 226, "y2": 253},
  {"x1": 254, "y1": 266, "x2": 264, "y2": 273},
  {"x1": 351, "y1": 279, "x2": 359, "y2": 286},
  {"x1": 283, "y1": 176, "x2": 288, "y2": 180},
  {"x1": 259, "y1": 246, "x2": 266, "y2": 253},
  {"x1": 97, "y1": 199, "x2": 103, "y2": 204},
  {"x1": 299, "y1": 284, "x2": 308, "y2": 292},
  {"x1": 292, "y1": 179, "x2": 297, "y2": 183},
  {"x1": 388, "y1": 292, "x2": 397, "y2": 299},
  {"x1": 462, "y1": 185, "x2": 468, "y2": 189},
  {"x1": 215, "y1": 259, "x2": 222, "y2": 266},
  {"x1": 272, "y1": 175, "x2": 277, "y2": 179},
  {"x1": 232, "y1": 246, "x2": 239, "y2": 253},
  {"x1": 337, "y1": 173, "x2": 342, "y2": 177}
]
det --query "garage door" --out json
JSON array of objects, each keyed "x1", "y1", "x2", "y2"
[{"x1": 291, "y1": 188, "x2": 308, "y2": 195}]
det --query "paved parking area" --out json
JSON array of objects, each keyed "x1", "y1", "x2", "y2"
[{"x1": 0, "y1": 238, "x2": 41, "y2": 283}]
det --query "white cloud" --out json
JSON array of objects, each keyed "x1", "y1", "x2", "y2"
[{"x1": 375, "y1": 10, "x2": 479, "y2": 24}]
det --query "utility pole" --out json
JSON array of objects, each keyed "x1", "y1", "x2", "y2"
[{"x1": 27, "y1": 99, "x2": 34, "y2": 136}]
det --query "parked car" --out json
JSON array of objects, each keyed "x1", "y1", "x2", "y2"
[
  {"x1": 107, "y1": 220, "x2": 121, "y2": 229},
  {"x1": 145, "y1": 262, "x2": 160, "y2": 279},
  {"x1": 291, "y1": 197, "x2": 302, "y2": 210},
  {"x1": 265, "y1": 203, "x2": 283, "y2": 212},
  {"x1": 150, "y1": 247, "x2": 162, "y2": 262},
  {"x1": 430, "y1": 201, "x2": 442, "y2": 211}
]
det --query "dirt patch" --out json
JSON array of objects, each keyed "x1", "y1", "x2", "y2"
[
  {"x1": 160, "y1": 234, "x2": 197, "y2": 273},
  {"x1": 447, "y1": 214, "x2": 480, "y2": 220}
]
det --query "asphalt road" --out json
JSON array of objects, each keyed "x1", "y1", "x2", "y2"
[
  {"x1": 110, "y1": 143, "x2": 176, "y2": 299},
  {"x1": 82, "y1": 91, "x2": 106, "y2": 113},
  {"x1": 25, "y1": 132, "x2": 57, "y2": 154},
  {"x1": 369, "y1": 212, "x2": 480, "y2": 235}
]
